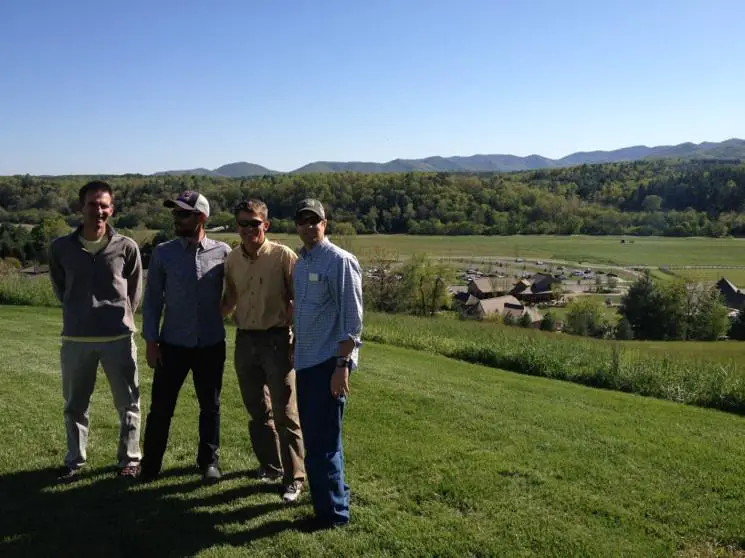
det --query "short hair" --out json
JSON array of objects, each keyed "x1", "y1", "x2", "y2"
[
  {"x1": 78, "y1": 180, "x2": 113, "y2": 205},
  {"x1": 233, "y1": 199, "x2": 268, "y2": 220}
]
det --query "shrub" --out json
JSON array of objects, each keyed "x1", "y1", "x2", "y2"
[
  {"x1": 0, "y1": 273, "x2": 59, "y2": 307},
  {"x1": 540, "y1": 312, "x2": 557, "y2": 332},
  {"x1": 614, "y1": 317, "x2": 634, "y2": 340}
]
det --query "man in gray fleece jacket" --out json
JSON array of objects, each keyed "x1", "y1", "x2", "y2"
[{"x1": 48, "y1": 180, "x2": 143, "y2": 482}]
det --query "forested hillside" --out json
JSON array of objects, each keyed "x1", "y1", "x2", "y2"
[{"x1": 1, "y1": 159, "x2": 745, "y2": 237}]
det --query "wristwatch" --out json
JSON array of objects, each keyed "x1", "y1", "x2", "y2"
[{"x1": 336, "y1": 357, "x2": 351, "y2": 368}]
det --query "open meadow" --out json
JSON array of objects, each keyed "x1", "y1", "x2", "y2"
[
  {"x1": 2, "y1": 306, "x2": 745, "y2": 557},
  {"x1": 128, "y1": 231, "x2": 745, "y2": 271}
]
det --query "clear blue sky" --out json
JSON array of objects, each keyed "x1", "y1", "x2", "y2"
[{"x1": 1, "y1": 0, "x2": 744, "y2": 174}]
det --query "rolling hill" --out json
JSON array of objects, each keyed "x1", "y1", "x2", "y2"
[
  {"x1": 153, "y1": 162, "x2": 277, "y2": 177},
  {"x1": 154, "y1": 138, "x2": 745, "y2": 176}
]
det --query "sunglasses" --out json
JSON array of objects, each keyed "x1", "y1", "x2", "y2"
[
  {"x1": 295, "y1": 215, "x2": 322, "y2": 226},
  {"x1": 237, "y1": 219, "x2": 264, "y2": 228},
  {"x1": 173, "y1": 209, "x2": 198, "y2": 218}
]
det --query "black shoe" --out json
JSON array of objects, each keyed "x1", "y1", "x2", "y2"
[
  {"x1": 139, "y1": 468, "x2": 159, "y2": 483},
  {"x1": 203, "y1": 465, "x2": 222, "y2": 482},
  {"x1": 57, "y1": 466, "x2": 82, "y2": 483}
]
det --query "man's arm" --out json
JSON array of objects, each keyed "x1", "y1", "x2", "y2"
[
  {"x1": 328, "y1": 253, "x2": 363, "y2": 398},
  {"x1": 124, "y1": 241, "x2": 144, "y2": 312},
  {"x1": 333, "y1": 254, "x2": 363, "y2": 358},
  {"x1": 283, "y1": 246, "x2": 298, "y2": 318},
  {"x1": 220, "y1": 258, "x2": 237, "y2": 318},
  {"x1": 48, "y1": 239, "x2": 65, "y2": 303},
  {"x1": 142, "y1": 246, "x2": 165, "y2": 343}
]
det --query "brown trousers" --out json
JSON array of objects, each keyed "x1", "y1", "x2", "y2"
[{"x1": 234, "y1": 328, "x2": 305, "y2": 484}]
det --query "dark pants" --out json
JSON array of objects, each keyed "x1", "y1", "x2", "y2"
[
  {"x1": 141, "y1": 341, "x2": 225, "y2": 474},
  {"x1": 296, "y1": 357, "x2": 349, "y2": 525}
]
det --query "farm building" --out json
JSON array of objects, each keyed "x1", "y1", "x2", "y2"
[
  {"x1": 467, "y1": 277, "x2": 510, "y2": 299},
  {"x1": 717, "y1": 278, "x2": 745, "y2": 310},
  {"x1": 447, "y1": 285, "x2": 471, "y2": 306},
  {"x1": 510, "y1": 273, "x2": 561, "y2": 303},
  {"x1": 463, "y1": 295, "x2": 543, "y2": 327}
]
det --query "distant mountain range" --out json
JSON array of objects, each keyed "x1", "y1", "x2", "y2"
[
  {"x1": 154, "y1": 138, "x2": 745, "y2": 177},
  {"x1": 153, "y1": 162, "x2": 276, "y2": 177}
]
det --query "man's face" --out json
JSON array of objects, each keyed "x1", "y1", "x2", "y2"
[
  {"x1": 172, "y1": 208, "x2": 202, "y2": 237},
  {"x1": 82, "y1": 189, "x2": 113, "y2": 229},
  {"x1": 236, "y1": 209, "x2": 269, "y2": 246},
  {"x1": 295, "y1": 211, "x2": 326, "y2": 246}
]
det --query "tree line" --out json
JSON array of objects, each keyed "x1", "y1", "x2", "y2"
[
  {"x1": 559, "y1": 271, "x2": 737, "y2": 341},
  {"x1": 1, "y1": 159, "x2": 745, "y2": 237}
]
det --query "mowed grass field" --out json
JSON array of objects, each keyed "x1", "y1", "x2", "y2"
[
  {"x1": 676, "y1": 268, "x2": 745, "y2": 287},
  {"x1": 130, "y1": 231, "x2": 745, "y2": 269},
  {"x1": 2, "y1": 306, "x2": 745, "y2": 557}
]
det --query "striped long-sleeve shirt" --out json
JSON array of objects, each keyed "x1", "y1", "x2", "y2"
[
  {"x1": 293, "y1": 238, "x2": 363, "y2": 371},
  {"x1": 143, "y1": 236, "x2": 231, "y2": 348}
]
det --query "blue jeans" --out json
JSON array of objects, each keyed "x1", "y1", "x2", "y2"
[{"x1": 296, "y1": 357, "x2": 349, "y2": 525}]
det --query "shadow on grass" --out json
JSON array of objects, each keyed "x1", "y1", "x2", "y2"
[{"x1": 0, "y1": 465, "x2": 313, "y2": 558}]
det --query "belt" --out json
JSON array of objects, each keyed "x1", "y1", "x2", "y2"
[{"x1": 237, "y1": 326, "x2": 290, "y2": 335}]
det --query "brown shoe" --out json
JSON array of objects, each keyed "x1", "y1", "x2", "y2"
[{"x1": 118, "y1": 465, "x2": 141, "y2": 479}]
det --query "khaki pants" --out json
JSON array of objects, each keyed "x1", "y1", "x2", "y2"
[
  {"x1": 60, "y1": 336, "x2": 141, "y2": 469},
  {"x1": 235, "y1": 328, "x2": 305, "y2": 484}
]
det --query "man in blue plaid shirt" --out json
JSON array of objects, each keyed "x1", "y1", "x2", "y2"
[{"x1": 292, "y1": 199, "x2": 363, "y2": 529}]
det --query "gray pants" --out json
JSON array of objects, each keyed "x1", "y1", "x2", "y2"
[{"x1": 60, "y1": 336, "x2": 141, "y2": 469}]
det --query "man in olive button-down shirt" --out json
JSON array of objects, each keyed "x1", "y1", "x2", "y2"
[{"x1": 222, "y1": 199, "x2": 306, "y2": 504}]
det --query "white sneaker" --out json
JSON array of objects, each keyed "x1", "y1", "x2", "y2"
[{"x1": 282, "y1": 481, "x2": 303, "y2": 504}]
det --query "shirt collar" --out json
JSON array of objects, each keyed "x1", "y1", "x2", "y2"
[
  {"x1": 240, "y1": 238, "x2": 269, "y2": 260},
  {"x1": 71, "y1": 223, "x2": 116, "y2": 242},
  {"x1": 300, "y1": 238, "x2": 329, "y2": 258},
  {"x1": 179, "y1": 235, "x2": 212, "y2": 250}
]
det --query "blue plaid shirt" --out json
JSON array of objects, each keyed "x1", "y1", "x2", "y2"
[
  {"x1": 143, "y1": 236, "x2": 231, "y2": 348},
  {"x1": 293, "y1": 238, "x2": 363, "y2": 371}
]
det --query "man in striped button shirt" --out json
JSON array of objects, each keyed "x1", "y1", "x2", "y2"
[{"x1": 292, "y1": 199, "x2": 363, "y2": 529}]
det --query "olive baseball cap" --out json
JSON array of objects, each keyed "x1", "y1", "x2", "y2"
[{"x1": 294, "y1": 198, "x2": 326, "y2": 220}]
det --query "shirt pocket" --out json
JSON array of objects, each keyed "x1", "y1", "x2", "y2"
[{"x1": 305, "y1": 273, "x2": 331, "y2": 305}]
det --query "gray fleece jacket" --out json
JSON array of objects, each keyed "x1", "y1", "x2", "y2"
[{"x1": 48, "y1": 225, "x2": 143, "y2": 337}]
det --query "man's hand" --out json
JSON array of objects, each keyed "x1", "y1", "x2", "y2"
[
  {"x1": 146, "y1": 341, "x2": 162, "y2": 369},
  {"x1": 330, "y1": 366, "x2": 349, "y2": 399}
]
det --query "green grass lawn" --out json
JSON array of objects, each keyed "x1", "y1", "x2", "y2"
[
  {"x1": 2, "y1": 306, "x2": 745, "y2": 557},
  {"x1": 129, "y1": 230, "x2": 745, "y2": 268}
]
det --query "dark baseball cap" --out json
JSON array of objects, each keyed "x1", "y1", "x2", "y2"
[
  {"x1": 164, "y1": 190, "x2": 210, "y2": 217},
  {"x1": 294, "y1": 199, "x2": 326, "y2": 220}
]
